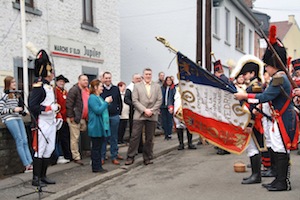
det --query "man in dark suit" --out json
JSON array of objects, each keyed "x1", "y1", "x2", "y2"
[{"x1": 125, "y1": 68, "x2": 162, "y2": 165}]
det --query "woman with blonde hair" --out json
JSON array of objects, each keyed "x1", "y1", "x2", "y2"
[{"x1": 0, "y1": 76, "x2": 33, "y2": 173}]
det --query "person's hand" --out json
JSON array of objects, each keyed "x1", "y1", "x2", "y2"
[
  {"x1": 70, "y1": 117, "x2": 75, "y2": 123},
  {"x1": 45, "y1": 103, "x2": 59, "y2": 112},
  {"x1": 168, "y1": 106, "x2": 174, "y2": 114},
  {"x1": 292, "y1": 88, "x2": 300, "y2": 97},
  {"x1": 234, "y1": 92, "x2": 247, "y2": 100},
  {"x1": 105, "y1": 96, "x2": 113, "y2": 103},
  {"x1": 244, "y1": 127, "x2": 252, "y2": 134},
  {"x1": 14, "y1": 107, "x2": 23, "y2": 113},
  {"x1": 144, "y1": 108, "x2": 153, "y2": 117}
]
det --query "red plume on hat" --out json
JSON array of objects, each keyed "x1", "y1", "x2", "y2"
[
  {"x1": 34, "y1": 50, "x2": 53, "y2": 77},
  {"x1": 262, "y1": 25, "x2": 287, "y2": 68},
  {"x1": 269, "y1": 25, "x2": 277, "y2": 45}
]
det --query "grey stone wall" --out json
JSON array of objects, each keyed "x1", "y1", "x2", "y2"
[{"x1": 0, "y1": 120, "x2": 32, "y2": 179}]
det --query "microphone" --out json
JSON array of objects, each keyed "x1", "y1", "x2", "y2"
[{"x1": 4, "y1": 90, "x2": 23, "y2": 94}]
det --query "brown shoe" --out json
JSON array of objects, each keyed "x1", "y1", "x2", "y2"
[
  {"x1": 125, "y1": 158, "x2": 134, "y2": 165},
  {"x1": 112, "y1": 159, "x2": 120, "y2": 165},
  {"x1": 117, "y1": 154, "x2": 124, "y2": 160},
  {"x1": 101, "y1": 160, "x2": 105, "y2": 165},
  {"x1": 143, "y1": 160, "x2": 153, "y2": 165},
  {"x1": 74, "y1": 159, "x2": 84, "y2": 166}
]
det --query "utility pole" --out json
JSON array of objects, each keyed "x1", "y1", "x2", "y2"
[
  {"x1": 196, "y1": 0, "x2": 203, "y2": 66},
  {"x1": 20, "y1": 0, "x2": 29, "y2": 108},
  {"x1": 205, "y1": 0, "x2": 212, "y2": 71}
]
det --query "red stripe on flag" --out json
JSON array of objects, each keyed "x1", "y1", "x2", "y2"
[{"x1": 183, "y1": 109, "x2": 250, "y2": 155}]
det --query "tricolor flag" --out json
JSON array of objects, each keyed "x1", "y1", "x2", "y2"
[{"x1": 177, "y1": 52, "x2": 251, "y2": 154}]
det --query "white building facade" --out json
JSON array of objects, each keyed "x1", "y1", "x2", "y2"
[
  {"x1": 120, "y1": 0, "x2": 257, "y2": 83},
  {"x1": 0, "y1": 0, "x2": 120, "y2": 92}
]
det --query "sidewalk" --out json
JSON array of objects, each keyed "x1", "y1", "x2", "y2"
[{"x1": 0, "y1": 132, "x2": 198, "y2": 200}]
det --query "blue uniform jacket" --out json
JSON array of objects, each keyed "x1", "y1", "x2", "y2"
[{"x1": 249, "y1": 71, "x2": 296, "y2": 141}]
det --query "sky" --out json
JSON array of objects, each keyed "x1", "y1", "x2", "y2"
[{"x1": 253, "y1": 0, "x2": 300, "y2": 24}]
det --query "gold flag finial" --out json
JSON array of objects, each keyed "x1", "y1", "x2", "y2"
[{"x1": 155, "y1": 36, "x2": 178, "y2": 53}]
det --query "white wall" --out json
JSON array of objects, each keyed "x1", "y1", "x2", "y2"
[{"x1": 0, "y1": 0, "x2": 120, "y2": 90}]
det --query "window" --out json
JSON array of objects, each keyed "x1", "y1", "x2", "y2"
[
  {"x1": 81, "y1": 0, "x2": 99, "y2": 32},
  {"x1": 13, "y1": 0, "x2": 42, "y2": 16},
  {"x1": 17, "y1": 67, "x2": 35, "y2": 92},
  {"x1": 213, "y1": 8, "x2": 219, "y2": 37},
  {"x1": 249, "y1": 30, "x2": 253, "y2": 53},
  {"x1": 16, "y1": 0, "x2": 34, "y2": 8},
  {"x1": 235, "y1": 18, "x2": 245, "y2": 52},
  {"x1": 225, "y1": 8, "x2": 230, "y2": 43},
  {"x1": 83, "y1": 0, "x2": 93, "y2": 26}
]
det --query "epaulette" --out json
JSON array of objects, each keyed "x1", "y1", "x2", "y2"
[
  {"x1": 252, "y1": 82, "x2": 262, "y2": 93},
  {"x1": 32, "y1": 81, "x2": 43, "y2": 88},
  {"x1": 272, "y1": 72, "x2": 284, "y2": 86}
]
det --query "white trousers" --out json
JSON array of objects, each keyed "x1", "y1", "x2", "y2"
[
  {"x1": 262, "y1": 103, "x2": 272, "y2": 147},
  {"x1": 246, "y1": 137, "x2": 259, "y2": 157},
  {"x1": 269, "y1": 121, "x2": 288, "y2": 153},
  {"x1": 34, "y1": 119, "x2": 56, "y2": 158}
]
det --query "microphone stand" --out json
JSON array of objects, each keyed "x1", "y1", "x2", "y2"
[{"x1": 15, "y1": 91, "x2": 55, "y2": 199}]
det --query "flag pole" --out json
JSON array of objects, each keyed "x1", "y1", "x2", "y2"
[
  {"x1": 20, "y1": 0, "x2": 29, "y2": 110},
  {"x1": 155, "y1": 36, "x2": 178, "y2": 53},
  {"x1": 255, "y1": 20, "x2": 297, "y2": 89}
]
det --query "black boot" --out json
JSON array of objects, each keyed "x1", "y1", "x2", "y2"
[
  {"x1": 262, "y1": 148, "x2": 277, "y2": 177},
  {"x1": 187, "y1": 129, "x2": 196, "y2": 149},
  {"x1": 41, "y1": 158, "x2": 56, "y2": 184},
  {"x1": 32, "y1": 158, "x2": 46, "y2": 187},
  {"x1": 242, "y1": 154, "x2": 261, "y2": 184},
  {"x1": 267, "y1": 153, "x2": 291, "y2": 191},
  {"x1": 177, "y1": 128, "x2": 184, "y2": 150}
]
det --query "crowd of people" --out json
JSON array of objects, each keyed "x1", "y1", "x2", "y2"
[{"x1": 0, "y1": 25, "x2": 300, "y2": 192}]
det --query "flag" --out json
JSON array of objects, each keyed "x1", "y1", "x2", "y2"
[{"x1": 177, "y1": 52, "x2": 251, "y2": 154}]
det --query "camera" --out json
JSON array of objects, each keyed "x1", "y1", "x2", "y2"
[{"x1": 19, "y1": 111, "x2": 27, "y2": 116}]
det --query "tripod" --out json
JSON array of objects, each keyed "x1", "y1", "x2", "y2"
[{"x1": 15, "y1": 91, "x2": 55, "y2": 199}]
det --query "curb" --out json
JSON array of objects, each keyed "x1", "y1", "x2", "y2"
[{"x1": 43, "y1": 141, "x2": 181, "y2": 200}]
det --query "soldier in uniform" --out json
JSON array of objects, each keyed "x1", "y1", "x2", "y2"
[
  {"x1": 235, "y1": 25, "x2": 299, "y2": 191},
  {"x1": 292, "y1": 58, "x2": 300, "y2": 87},
  {"x1": 231, "y1": 55, "x2": 265, "y2": 184},
  {"x1": 29, "y1": 50, "x2": 61, "y2": 187}
]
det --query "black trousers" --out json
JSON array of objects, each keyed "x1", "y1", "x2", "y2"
[
  {"x1": 58, "y1": 121, "x2": 72, "y2": 160},
  {"x1": 118, "y1": 119, "x2": 128, "y2": 143}
]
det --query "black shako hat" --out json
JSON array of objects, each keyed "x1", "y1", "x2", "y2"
[
  {"x1": 262, "y1": 25, "x2": 287, "y2": 69},
  {"x1": 292, "y1": 58, "x2": 300, "y2": 71},
  {"x1": 34, "y1": 49, "x2": 53, "y2": 77},
  {"x1": 213, "y1": 60, "x2": 223, "y2": 72},
  {"x1": 56, "y1": 74, "x2": 69, "y2": 83}
]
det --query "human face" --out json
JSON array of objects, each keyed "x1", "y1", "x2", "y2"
[
  {"x1": 119, "y1": 84, "x2": 126, "y2": 93},
  {"x1": 144, "y1": 70, "x2": 152, "y2": 84},
  {"x1": 159, "y1": 72, "x2": 165, "y2": 81},
  {"x1": 133, "y1": 75, "x2": 142, "y2": 83},
  {"x1": 242, "y1": 72, "x2": 252, "y2": 81},
  {"x1": 236, "y1": 75, "x2": 244, "y2": 84},
  {"x1": 95, "y1": 83, "x2": 104, "y2": 95},
  {"x1": 56, "y1": 80, "x2": 65, "y2": 88},
  {"x1": 10, "y1": 79, "x2": 17, "y2": 90},
  {"x1": 165, "y1": 78, "x2": 172, "y2": 86},
  {"x1": 295, "y1": 69, "x2": 300, "y2": 77},
  {"x1": 79, "y1": 75, "x2": 89, "y2": 88},
  {"x1": 265, "y1": 65, "x2": 277, "y2": 77},
  {"x1": 103, "y1": 73, "x2": 112, "y2": 86}
]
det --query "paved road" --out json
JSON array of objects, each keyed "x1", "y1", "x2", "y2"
[{"x1": 69, "y1": 145, "x2": 300, "y2": 200}]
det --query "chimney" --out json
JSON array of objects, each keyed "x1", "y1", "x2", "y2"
[{"x1": 288, "y1": 15, "x2": 295, "y2": 24}]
